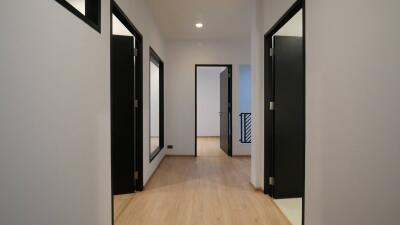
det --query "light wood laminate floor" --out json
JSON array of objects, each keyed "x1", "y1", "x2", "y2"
[{"x1": 114, "y1": 137, "x2": 291, "y2": 225}]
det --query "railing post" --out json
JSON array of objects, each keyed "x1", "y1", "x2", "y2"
[{"x1": 239, "y1": 113, "x2": 252, "y2": 144}]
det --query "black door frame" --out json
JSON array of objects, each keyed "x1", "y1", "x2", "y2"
[
  {"x1": 195, "y1": 64, "x2": 233, "y2": 157},
  {"x1": 264, "y1": 0, "x2": 305, "y2": 224},
  {"x1": 110, "y1": 1, "x2": 143, "y2": 223},
  {"x1": 149, "y1": 47, "x2": 165, "y2": 162}
]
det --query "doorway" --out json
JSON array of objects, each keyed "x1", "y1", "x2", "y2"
[
  {"x1": 264, "y1": 1, "x2": 305, "y2": 225},
  {"x1": 239, "y1": 64, "x2": 252, "y2": 144},
  {"x1": 110, "y1": 1, "x2": 143, "y2": 223},
  {"x1": 195, "y1": 64, "x2": 232, "y2": 157}
]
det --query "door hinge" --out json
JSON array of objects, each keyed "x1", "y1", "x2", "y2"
[
  {"x1": 134, "y1": 99, "x2": 139, "y2": 108},
  {"x1": 269, "y1": 177, "x2": 275, "y2": 186},
  {"x1": 133, "y1": 48, "x2": 138, "y2": 57},
  {"x1": 134, "y1": 171, "x2": 139, "y2": 179},
  {"x1": 269, "y1": 101, "x2": 275, "y2": 111},
  {"x1": 269, "y1": 48, "x2": 274, "y2": 56}
]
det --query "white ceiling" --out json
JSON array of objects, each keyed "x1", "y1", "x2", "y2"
[{"x1": 146, "y1": 0, "x2": 252, "y2": 41}]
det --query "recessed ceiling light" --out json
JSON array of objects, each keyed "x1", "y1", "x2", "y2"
[{"x1": 195, "y1": 23, "x2": 203, "y2": 28}]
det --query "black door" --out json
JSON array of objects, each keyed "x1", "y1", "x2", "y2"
[
  {"x1": 273, "y1": 36, "x2": 304, "y2": 198},
  {"x1": 111, "y1": 35, "x2": 136, "y2": 195},
  {"x1": 219, "y1": 68, "x2": 232, "y2": 156}
]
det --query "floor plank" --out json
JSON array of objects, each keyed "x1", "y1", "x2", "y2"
[{"x1": 114, "y1": 137, "x2": 291, "y2": 225}]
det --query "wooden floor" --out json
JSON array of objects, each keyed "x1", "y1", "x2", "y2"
[{"x1": 114, "y1": 137, "x2": 291, "y2": 225}]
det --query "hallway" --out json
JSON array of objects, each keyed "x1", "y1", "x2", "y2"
[{"x1": 114, "y1": 138, "x2": 290, "y2": 225}]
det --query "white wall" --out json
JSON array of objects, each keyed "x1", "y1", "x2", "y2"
[
  {"x1": 252, "y1": 0, "x2": 400, "y2": 224},
  {"x1": 306, "y1": 0, "x2": 400, "y2": 224},
  {"x1": 0, "y1": 1, "x2": 110, "y2": 225},
  {"x1": 113, "y1": 0, "x2": 167, "y2": 185},
  {"x1": 165, "y1": 40, "x2": 251, "y2": 156},
  {"x1": 197, "y1": 67, "x2": 223, "y2": 136},
  {"x1": 0, "y1": 0, "x2": 166, "y2": 224},
  {"x1": 250, "y1": 0, "x2": 265, "y2": 188},
  {"x1": 239, "y1": 64, "x2": 252, "y2": 114}
]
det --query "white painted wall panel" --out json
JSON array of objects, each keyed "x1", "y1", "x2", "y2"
[
  {"x1": 0, "y1": 0, "x2": 166, "y2": 224},
  {"x1": 0, "y1": 1, "x2": 110, "y2": 224},
  {"x1": 165, "y1": 40, "x2": 251, "y2": 156},
  {"x1": 305, "y1": 0, "x2": 400, "y2": 224}
]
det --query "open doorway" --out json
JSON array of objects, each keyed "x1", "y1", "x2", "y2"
[
  {"x1": 110, "y1": 1, "x2": 143, "y2": 223},
  {"x1": 239, "y1": 64, "x2": 252, "y2": 145},
  {"x1": 264, "y1": 1, "x2": 305, "y2": 225},
  {"x1": 195, "y1": 65, "x2": 232, "y2": 157}
]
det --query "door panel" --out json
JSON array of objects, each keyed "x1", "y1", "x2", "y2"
[
  {"x1": 220, "y1": 68, "x2": 232, "y2": 156},
  {"x1": 111, "y1": 35, "x2": 136, "y2": 195},
  {"x1": 273, "y1": 36, "x2": 304, "y2": 198}
]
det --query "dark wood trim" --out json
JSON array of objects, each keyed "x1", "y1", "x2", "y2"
[
  {"x1": 264, "y1": 32, "x2": 274, "y2": 196},
  {"x1": 195, "y1": 64, "x2": 233, "y2": 157},
  {"x1": 149, "y1": 47, "x2": 165, "y2": 162},
  {"x1": 263, "y1": 0, "x2": 305, "y2": 224},
  {"x1": 86, "y1": 0, "x2": 100, "y2": 28},
  {"x1": 136, "y1": 36, "x2": 144, "y2": 192},
  {"x1": 195, "y1": 66, "x2": 197, "y2": 157},
  {"x1": 54, "y1": 0, "x2": 101, "y2": 33},
  {"x1": 109, "y1": 3, "x2": 113, "y2": 224},
  {"x1": 232, "y1": 155, "x2": 251, "y2": 158},
  {"x1": 110, "y1": 1, "x2": 144, "y2": 224},
  {"x1": 302, "y1": 1, "x2": 306, "y2": 224}
]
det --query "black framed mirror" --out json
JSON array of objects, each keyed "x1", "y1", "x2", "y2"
[{"x1": 149, "y1": 47, "x2": 164, "y2": 161}]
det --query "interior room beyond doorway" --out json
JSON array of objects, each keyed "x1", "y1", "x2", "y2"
[{"x1": 196, "y1": 65, "x2": 231, "y2": 156}]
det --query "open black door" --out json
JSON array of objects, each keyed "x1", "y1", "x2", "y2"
[
  {"x1": 219, "y1": 68, "x2": 232, "y2": 156},
  {"x1": 111, "y1": 35, "x2": 136, "y2": 195},
  {"x1": 272, "y1": 36, "x2": 305, "y2": 198}
]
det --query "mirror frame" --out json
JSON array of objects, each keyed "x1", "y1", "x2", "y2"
[{"x1": 149, "y1": 47, "x2": 164, "y2": 162}]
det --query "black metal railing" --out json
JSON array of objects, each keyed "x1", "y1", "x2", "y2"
[{"x1": 239, "y1": 113, "x2": 252, "y2": 143}]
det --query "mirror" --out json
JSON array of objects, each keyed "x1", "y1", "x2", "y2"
[{"x1": 149, "y1": 47, "x2": 164, "y2": 161}]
